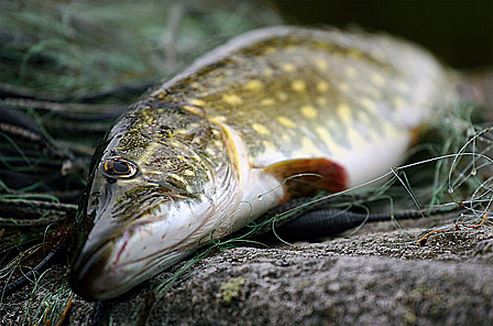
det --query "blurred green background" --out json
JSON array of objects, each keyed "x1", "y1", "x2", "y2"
[{"x1": 275, "y1": 0, "x2": 493, "y2": 69}]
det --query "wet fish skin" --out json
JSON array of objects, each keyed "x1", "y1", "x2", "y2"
[
  {"x1": 70, "y1": 101, "x2": 236, "y2": 299},
  {"x1": 70, "y1": 26, "x2": 455, "y2": 300}
]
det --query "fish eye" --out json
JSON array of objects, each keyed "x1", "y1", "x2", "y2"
[{"x1": 101, "y1": 156, "x2": 138, "y2": 179}]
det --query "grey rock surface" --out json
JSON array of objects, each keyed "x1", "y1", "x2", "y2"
[{"x1": 2, "y1": 219, "x2": 493, "y2": 325}]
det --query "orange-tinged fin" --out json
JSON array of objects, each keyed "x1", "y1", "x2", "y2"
[
  {"x1": 410, "y1": 125, "x2": 425, "y2": 146},
  {"x1": 263, "y1": 158, "x2": 348, "y2": 199}
]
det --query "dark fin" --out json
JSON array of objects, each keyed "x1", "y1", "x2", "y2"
[
  {"x1": 277, "y1": 208, "x2": 366, "y2": 240},
  {"x1": 263, "y1": 158, "x2": 348, "y2": 199},
  {"x1": 277, "y1": 204, "x2": 462, "y2": 241}
]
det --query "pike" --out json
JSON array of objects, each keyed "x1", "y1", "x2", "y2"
[{"x1": 70, "y1": 26, "x2": 458, "y2": 300}]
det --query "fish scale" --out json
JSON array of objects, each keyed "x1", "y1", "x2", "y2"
[
  {"x1": 157, "y1": 27, "x2": 452, "y2": 177},
  {"x1": 70, "y1": 26, "x2": 457, "y2": 300}
]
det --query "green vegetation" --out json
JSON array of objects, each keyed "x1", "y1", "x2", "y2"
[{"x1": 220, "y1": 277, "x2": 246, "y2": 304}]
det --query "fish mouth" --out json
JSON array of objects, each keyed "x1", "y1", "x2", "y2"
[
  {"x1": 70, "y1": 196, "x2": 220, "y2": 300},
  {"x1": 69, "y1": 226, "x2": 192, "y2": 301},
  {"x1": 69, "y1": 236, "x2": 159, "y2": 301},
  {"x1": 70, "y1": 239, "x2": 115, "y2": 300}
]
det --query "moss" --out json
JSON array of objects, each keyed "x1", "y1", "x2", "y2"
[
  {"x1": 219, "y1": 277, "x2": 246, "y2": 304},
  {"x1": 402, "y1": 309, "x2": 417, "y2": 326},
  {"x1": 403, "y1": 286, "x2": 445, "y2": 322}
]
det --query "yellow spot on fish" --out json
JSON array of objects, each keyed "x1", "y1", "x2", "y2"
[
  {"x1": 244, "y1": 80, "x2": 263, "y2": 91},
  {"x1": 206, "y1": 148, "x2": 216, "y2": 156},
  {"x1": 211, "y1": 115, "x2": 227, "y2": 123},
  {"x1": 348, "y1": 49, "x2": 363, "y2": 59},
  {"x1": 264, "y1": 47, "x2": 276, "y2": 54},
  {"x1": 315, "y1": 126, "x2": 344, "y2": 154},
  {"x1": 281, "y1": 63, "x2": 296, "y2": 72},
  {"x1": 291, "y1": 80, "x2": 306, "y2": 92},
  {"x1": 263, "y1": 140, "x2": 276, "y2": 151},
  {"x1": 213, "y1": 76, "x2": 225, "y2": 85},
  {"x1": 135, "y1": 142, "x2": 160, "y2": 165},
  {"x1": 260, "y1": 98, "x2": 276, "y2": 106},
  {"x1": 383, "y1": 121, "x2": 401, "y2": 138},
  {"x1": 360, "y1": 97, "x2": 378, "y2": 115},
  {"x1": 345, "y1": 66, "x2": 357, "y2": 78},
  {"x1": 317, "y1": 97, "x2": 328, "y2": 106},
  {"x1": 337, "y1": 103, "x2": 352, "y2": 125},
  {"x1": 263, "y1": 68, "x2": 274, "y2": 77},
  {"x1": 183, "y1": 170, "x2": 195, "y2": 177},
  {"x1": 189, "y1": 98, "x2": 205, "y2": 106},
  {"x1": 223, "y1": 94, "x2": 243, "y2": 106},
  {"x1": 347, "y1": 128, "x2": 367, "y2": 146},
  {"x1": 314, "y1": 59, "x2": 328, "y2": 71},
  {"x1": 393, "y1": 97, "x2": 405, "y2": 109},
  {"x1": 144, "y1": 169, "x2": 162, "y2": 176},
  {"x1": 182, "y1": 105, "x2": 204, "y2": 116},
  {"x1": 301, "y1": 137, "x2": 319, "y2": 154},
  {"x1": 300, "y1": 105, "x2": 318, "y2": 119},
  {"x1": 174, "y1": 128, "x2": 187, "y2": 135},
  {"x1": 168, "y1": 173, "x2": 187, "y2": 184},
  {"x1": 370, "y1": 73, "x2": 386, "y2": 87},
  {"x1": 252, "y1": 123, "x2": 270, "y2": 135},
  {"x1": 277, "y1": 116, "x2": 296, "y2": 128},
  {"x1": 314, "y1": 126, "x2": 330, "y2": 141},
  {"x1": 316, "y1": 81, "x2": 329, "y2": 93}
]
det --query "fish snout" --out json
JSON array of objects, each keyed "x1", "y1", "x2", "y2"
[{"x1": 69, "y1": 240, "x2": 114, "y2": 301}]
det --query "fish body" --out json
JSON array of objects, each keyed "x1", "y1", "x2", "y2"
[{"x1": 70, "y1": 26, "x2": 455, "y2": 299}]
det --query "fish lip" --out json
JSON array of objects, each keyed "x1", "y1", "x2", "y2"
[
  {"x1": 69, "y1": 234, "x2": 188, "y2": 300},
  {"x1": 69, "y1": 198, "x2": 216, "y2": 300},
  {"x1": 69, "y1": 239, "x2": 114, "y2": 301}
]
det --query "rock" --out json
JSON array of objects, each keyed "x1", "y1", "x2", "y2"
[{"x1": 2, "y1": 222, "x2": 493, "y2": 325}]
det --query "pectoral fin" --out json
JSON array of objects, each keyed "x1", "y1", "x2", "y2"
[{"x1": 263, "y1": 158, "x2": 348, "y2": 197}]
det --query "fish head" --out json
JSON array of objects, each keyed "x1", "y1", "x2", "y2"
[{"x1": 70, "y1": 101, "x2": 232, "y2": 300}]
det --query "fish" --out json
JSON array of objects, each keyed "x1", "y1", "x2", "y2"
[{"x1": 69, "y1": 26, "x2": 457, "y2": 300}]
